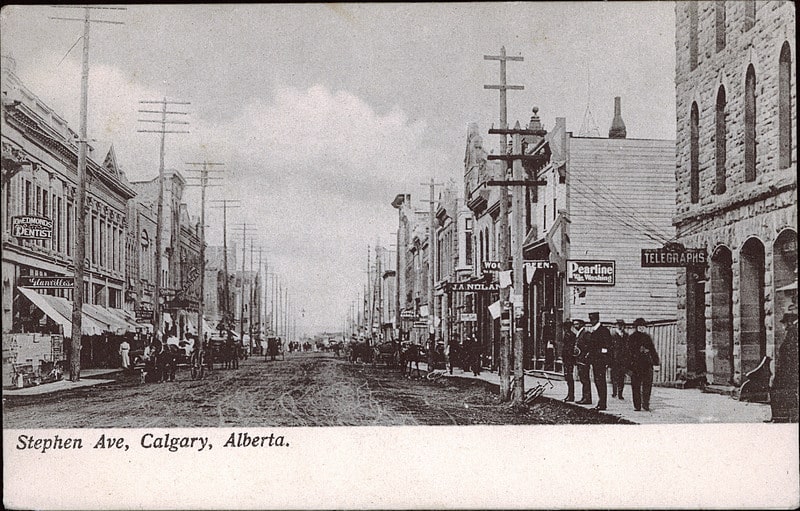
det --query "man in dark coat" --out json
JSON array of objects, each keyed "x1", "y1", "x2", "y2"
[
  {"x1": 770, "y1": 308, "x2": 798, "y2": 423},
  {"x1": 561, "y1": 319, "x2": 580, "y2": 402},
  {"x1": 587, "y1": 311, "x2": 612, "y2": 411},
  {"x1": 629, "y1": 318, "x2": 660, "y2": 411},
  {"x1": 448, "y1": 335, "x2": 461, "y2": 375},
  {"x1": 610, "y1": 319, "x2": 630, "y2": 400},
  {"x1": 574, "y1": 319, "x2": 592, "y2": 405}
]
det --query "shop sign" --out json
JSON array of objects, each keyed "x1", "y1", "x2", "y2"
[
  {"x1": 413, "y1": 321, "x2": 428, "y2": 329},
  {"x1": 449, "y1": 281, "x2": 500, "y2": 292},
  {"x1": 19, "y1": 276, "x2": 74, "y2": 288},
  {"x1": 524, "y1": 260, "x2": 556, "y2": 270},
  {"x1": 400, "y1": 310, "x2": 417, "y2": 320},
  {"x1": 12, "y1": 215, "x2": 52, "y2": 240},
  {"x1": 135, "y1": 309, "x2": 153, "y2": 321},
  {"x1": 641, "y1": 248, "x2": 706, "y2": 267},
  {"x1": 482, "y1": 261, "x2": 504, "y2": 272},
  {"x1": 566, "y1": 260, "x2": 615, "y2": 286},
  {"x1": 460, "y1": 313, "x2": 477, "y2": 322}
]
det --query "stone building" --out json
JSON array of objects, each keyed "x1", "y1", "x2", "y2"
[{"x1": 674, "y1": 0, "x2": 797, "y2": 386}]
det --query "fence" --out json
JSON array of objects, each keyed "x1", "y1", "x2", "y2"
[{"x1": 649, "y1": 320, "x2": 678, "y2": 383}]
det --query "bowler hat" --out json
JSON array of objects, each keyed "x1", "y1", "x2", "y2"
[
  {"x1": 589, "y1": 312, "x2": 600, "y2": 321},
  {"x1": 615, "y1": 319, "x2": 625, "y2": 325},
  {"x1": 572, "y1": 318, "x2": 585, "y2": 325},
  {"x1": 633, "y1": 318, "x2": 648, "y2": 327}
]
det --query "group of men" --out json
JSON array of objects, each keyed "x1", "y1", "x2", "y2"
[
  {"x1": 447, "y1": 335, "x2": 483, "y2": 377},
  {"x1": 561, "y1": 312, "x2": 659, "y2": 412}
]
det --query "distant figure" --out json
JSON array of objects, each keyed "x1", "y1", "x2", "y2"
[
  {"x1": 119, "y1": 339, "x2": 130, "y2": 371},
  {"x1": 628, "y1": 318, "x2": 660, "y2": 412},
  {"x1": 468, "y1": 335, "x2": 482, "y2": 376},
  {"x1": 574, "y1": 319, "x2": 592, "y2": 405},
  {"x1": 448, "y1": 336, "x2": 460, "y2": 375},
  {"x1": 611, "y1": 319, "x2": 630, "y2": 400},
  {"x1": 770, "y1": 307, "x2": 798, "y2": 423}
]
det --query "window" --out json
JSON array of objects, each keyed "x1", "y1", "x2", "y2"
[
  {"x1": 543, "y1": 204, "x2": 547, "y2": 231},
  {"x1": 689, "y1": 1, "x2": 698, "y2": 70},
  {"x1": 690, "y1": 102, "x2": 700, "y2": 203},
  {"x1": 553, "y1": 197, "x2": 557, "y2": 220},
  {"x1": 744, "y1": 65, "x2": 757, "y2": 182},
  {"x1": 715, "y1": 85, "x2": 727, "y2": 194},
  {"x1": 744, "y1": 0, "x2": 756, "y2": 31},
  {"x1": 91, "y1": 216, "x2": 97, "y2": 265},
  {"x1": 779, "y1": 42, "x2": 792, "y2": 169},
  {"x1": 24, "y1": 180, "x2": 31, "y2": 215},
  {"x1": 66, "y1": 203, "x2": 73, "y2": 256},
  {"x1": 716, "y1": 1, "x2": 726, "y2": 52},
  {"x1": 465, "y1": 231, "x2": 473, "y2": 266}
]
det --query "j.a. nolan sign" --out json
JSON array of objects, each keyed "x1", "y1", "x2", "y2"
[
  {"x1": 449, "y1": 281, "x2": 500, "y2": 292},
  {"x1": 12, "y1": 215, "x2": 53, "y2": 240},
  {"x1": 19, "y1": 276, "x2": 74, "y2": 289}
]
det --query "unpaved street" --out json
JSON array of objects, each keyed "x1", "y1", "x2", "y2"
[{"x1": 3, "y1": 353, "x2": 629, "y2": 428}]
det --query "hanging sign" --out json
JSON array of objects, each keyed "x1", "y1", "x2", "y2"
[
  {"x1": 566, "y1": 260, "x2": 615, "y2": 286},
  {"x1": 481, "y1": 261, "x2": 505, "y2": 272},
  {"x1": 641, "y1": 248, "x2": 707, "y2": 267},
  {"x1": 12, "y1": 216, "x2": 52, "y2": 240},
  {"x1": 19, "y1": 276, "x2": 74, "y2": 288},
  {"x1": 449, "y1": 282, "x2": 500, "y2": 292},
  {"x1": 400, "y1": 309, "x2": 417, "y2": 320},
  {"x1": 135, "y1": 309, "x2": 154, "y2": 321},
  {"x1": 460, "y1": 313, "x2": 477, "y2": 322}
]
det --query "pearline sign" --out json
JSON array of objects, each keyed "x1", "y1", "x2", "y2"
[
  {"x1": 566, "y1": 260, "x2": 615, "y2": 286},
  {"x1": 641, "y1": 248, "x2": 707, "y2": 267},
  {"x1": 448, "y1": 282, "x2": 500, "y2": 292},
  {"x1": 12, "y1": 215, "x2": 53, "y2": 240},
  {"x1": 19, "y1": 276, "x2": 74, "y2": 288}
]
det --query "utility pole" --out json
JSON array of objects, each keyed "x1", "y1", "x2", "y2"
[
  {"x1": 185, "y1": 161, "x2": 225, "y2": 354},
  {"x1": 232, "y1": 223, "x2": 256, "y2": 344},
  {"x1": 487, "y1": 111, "x2": 548, "y2": 406},
  {"x1": 209, "y1": 199, "x2": 240, "y2": 334},
  {"x1": 420, "y1": 180, "x2": 442, "y2": 368},
  {"x1": 484, "y1": 46, "x2": 524, "y2": 402},
  {"x1": 138, "y1": 97, "x2": 190, "y2": 337},
  {"x1": 51, "y1": 5, "x2": 125, "y2": 382}
]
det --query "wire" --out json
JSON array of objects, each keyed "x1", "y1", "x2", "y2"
[{"x1": 57, "y1": 35, "x2": 83, "y2": 67}]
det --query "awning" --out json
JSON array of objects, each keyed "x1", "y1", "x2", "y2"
[
  {"x1": 84, "y1": 303, "x2": 131, "y2": 335},
  {"x1": 18, "y1": 288, "x2": 105, "y2": 336},
  {"x1": 18, "y1": 287, "x2": 71, "y2": 334},
  {"x1": 777, "y1": 281, "x2": 798, "y2": 292}
]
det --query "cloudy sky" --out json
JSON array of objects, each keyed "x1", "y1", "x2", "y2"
[{"x1": 0, "y1": 3, "x2": 676, "y2": 334}]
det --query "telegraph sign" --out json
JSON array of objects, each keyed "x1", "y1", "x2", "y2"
[
  {"x1": 641, "y1": 247, "x2": 706, "y2": 267},
  {"x1": 12, "y1": 215, "x2": 52, "y2": 240},
  {"x1": 449, "y1": 281, "x2": 500, "y2": 292}
]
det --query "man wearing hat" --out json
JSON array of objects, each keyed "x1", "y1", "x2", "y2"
[
  {"x1": 629, "y1": 318, "x2": 660, "y2": 411},
  {"x1": 585, "y1": 312, "x2": 612, "y2": 410},
  {"x1": 574, "y1": 319, "x2": 593, "y2": 404},
  {"x1": 770, "y1": 305, "x2": 798, "y2": 422},
  {"x1": 611, "y1": 319, "x2": 630, "y2": 400}
]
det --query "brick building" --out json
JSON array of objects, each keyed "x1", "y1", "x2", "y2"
[{"x1": 674, "y1": 1, "x2": 796, "y2": 385}]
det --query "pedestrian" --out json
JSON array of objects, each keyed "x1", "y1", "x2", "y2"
[
  {"x1": 611, "y1": 319, "x2": 630, "y2": 400},
  {"x1": 770, "y1": 306, "x2": 798, "y2": 423},
  {"x1": 448, "y1": 335, "x2": 460, "y2": 375},
  {"x1": 119, "y1": 338, "x2": 131, "y2": 371},
  {"x1": 586, "y1": 311, "x2": 612, "y2": 411},
  {"x1": 574, "y1": 319, "x2": 592, "y2": 405},
  {"x1": 469, "y1": 335, "x2": 482, "y2": 376},
  {"x1": 561, "y1": 319, "x2": 581, "y2": 402},
  {"x1": 629, "y1": 318, "x2": 659, "y2": 411}
]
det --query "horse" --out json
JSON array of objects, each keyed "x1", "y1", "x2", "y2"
[
  {"x1": 155, "y1": 344, "x2": 178, "y2": 382},
  {"x1": 399, "y1": 343, "x2": 425, "y2": 378},
  {"x1": 373, "y1": 340, "x2": 399, "y2": 368},
  {"x1": 224, "y1": 339, "x2": 239, "y2": 369},
  {"x1": 349, "y1": 341, "x2": 373, "y2": 364}
]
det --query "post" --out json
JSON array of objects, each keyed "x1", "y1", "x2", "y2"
[
  {"x1": 428, "y1": 178, "x2": 436, "y2": 367},
  {"x1": 484, "y1": 46, "x2": 523, "y2": 401},
  {"x1": 69, "y1": 7, "x2": 91, "y2": 381},
  {"x1": 512, "y1": 124, "x2": 526, "y2": 404},
  {"x1": 239, "y1": 222, "x2": 247, "y2": 343}
]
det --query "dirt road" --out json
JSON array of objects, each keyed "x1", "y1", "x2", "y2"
[{"x1": 3, "y1": 353, "x2": 630, "y2": 427}]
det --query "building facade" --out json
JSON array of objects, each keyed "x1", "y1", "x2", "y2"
[{"x1": 674, "y1": 0, "x2": 797, "y2": 385}]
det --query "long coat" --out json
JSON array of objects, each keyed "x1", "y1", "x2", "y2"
[
  {"x1": 628, "y1": 331, "x2": 660, "y2": 373},
  {"x1": 588, "y1": 324, "x2": 612, "y2": 367},
  {"x1": 562, "y1": 329, "x2": 577, "y2": 366}
]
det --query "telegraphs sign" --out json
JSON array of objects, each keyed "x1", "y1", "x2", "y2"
[
  {"x1": 641, "y1": 248, "x2": 706, "y2": 267},
  {"x1": 566, "y1": 260, "x2": 615, "y2": 286},
  {"x1": 12, "y1": 216, "x2": 52, "y2": 240}
]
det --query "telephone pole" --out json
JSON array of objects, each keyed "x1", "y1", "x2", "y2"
[
  {"x1": 487, "y1": 111, "x2": 548, "y2": 406},
  {"x1": 420, "y1": 180, "x2": 443, "y2": 367},
  {"x1": 232, "y1": 223, "x2": 257, "y2": 344},
  {"x1": 50, "y1": 5, "x2": 125, "y2": 381},
  {"x1": 484, "y1": 46, "x2": 523, "y2": 402},
  {"x1": 185, "y1": 161, "x2": 225, "y2": 353},
  {"x1": 138, "y1": 97, "x2": 190, "y2": 337},
  {"x1": 209, "y1": 199, "x2": 240, "y2": 334}
]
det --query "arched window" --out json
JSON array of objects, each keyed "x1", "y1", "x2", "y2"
[
  {"x1": 779, "y1": 42, "x2": 792, "y2": 169},
  {"x1": 689, "y1": 1, "x2": 698, "y2": 70},
  {"x1": 744, "y1": 0, "x2": 756, "y2": 31},
  {"x1": 744, "y1": 65, "x2": 756, "y2": 182},
  {"x1": 715, "y1": 85, "x2": 727, "y2": 194},
  {"x1": 715, "y1": 1, "x2": 726, "y2": 52},
  {"x1": 690, "y1": 102, "x2": 700, "y2": 203}
]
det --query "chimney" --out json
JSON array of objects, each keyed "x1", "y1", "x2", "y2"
[{"x1": 608, "y1": 96, "x2": 627, "y2": 139}]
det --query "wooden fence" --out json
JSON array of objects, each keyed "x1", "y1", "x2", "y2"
[{"x1": 649, "y1": 320, "x2": 678, "y2": 383}]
